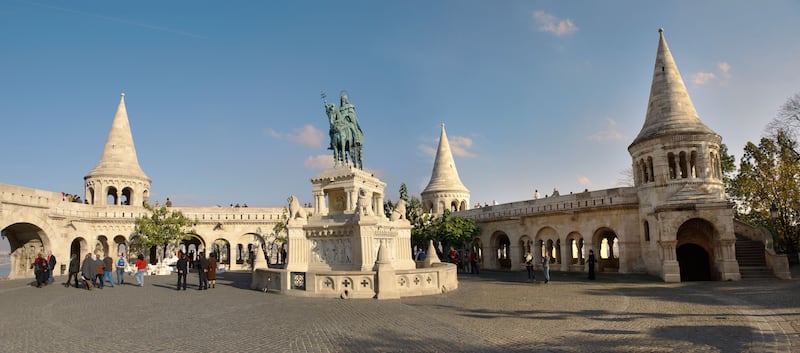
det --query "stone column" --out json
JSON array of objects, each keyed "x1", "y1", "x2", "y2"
[
  {"x1": 509, "y1": 244, "x2": 521, "y2": 271},
  {"x1": 560, "y1": 241, "x2": 570, "y2": 271}
]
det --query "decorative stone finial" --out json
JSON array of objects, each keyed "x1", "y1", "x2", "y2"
[
  {"x1": 121, "y1": 92, "x2": 125, "y2": 97},
  {"x1": 658, "y1": 28, "x2": 664, "y2": 34}
]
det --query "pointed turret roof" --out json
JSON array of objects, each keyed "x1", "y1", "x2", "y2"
[
  {"x1": 422, "y1": 124, "x2": 469, "y2": 195},
  {"x1": 86, "y1": 93, "x2": 149, "y2": 181},
  {"x1": 631, "y1": 29, "x2": 716, "y2": 146}
]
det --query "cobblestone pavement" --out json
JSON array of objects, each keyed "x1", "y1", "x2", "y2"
[{"x1": 1, "y1": 268, "x2": 798, "y2": 353}]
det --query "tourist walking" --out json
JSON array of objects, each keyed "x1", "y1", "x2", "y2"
[
  {"x1": 64, "y1": 253, "x2": 80, "y2": 288},
  {"x1": 80, "y1": 253, "x2": 96, "y2": 290},
  {"x1": 525, "y1": 252, "x2": 535, "y2": 282},
  {"x1": 46, "y1": 250, "x2": 57, "y2": 283},
  {"x1": 207, "y1": 253, "x2": 218, "y2": 288},
  {"x1": 469, "y1": 250, "x2": 480, "y2": 275},
  {"x1": 33, "y1": 252, "x2": 49, "y2": 288},
  {"x1": 134, "y1": 254, "x2": 146, "y2": 287},
  {"x1": 587, "y1": 249, "x2": 597, "y2": 280},
  {"x1": 102, "y1": 254, "x2": 115, "y2": 287},
  {"x1": 448, "y1": 246, "x2": 459, "y2": 272},
  {"x1": 176, "y1": 253, "x2": 188, "y2": 291},
  {"x1": 197, "y1": 253, "x2": 209, "y2": 290},
  {"x1": 542, "y1": 252, "x2": 551, "y2": 284},
  {"x1": 94, "y1": 253, "x2": 104, "y2": 289},
  {"x1": 116, "y1": 253, "x2": 126, "y2": 285}
]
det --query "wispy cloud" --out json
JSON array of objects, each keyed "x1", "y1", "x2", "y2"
[
  {"x1": 587, "y1": 118, "x2": 625, "y2": 142},
  {"x1": 577, "y1": 175, "x2": 592, "y2": 187},
  {"x1": 449, "y1": 136, "x2": 478, "y2": 158},
  {"x1": 692, "y1": 61, "x2": 732, "y2": 85},
  {"x1": 419, "y1": 135, "x2": 478, "y2": 158},
  {"x1": 533, "y1": 11, "x2": 578, "y2": 37},
  {"x1": 304, "y1": 154, "x2": 334, "y2": 170},
  {"x1": 267, "y1": 124, "x2": 325, "y2": 148},
  {"x1": 692, "y1": 71, "x2": 717, "y2": 85},
  {"x1": 23, "y1": 1, "x2": 207, "y2": 39}
]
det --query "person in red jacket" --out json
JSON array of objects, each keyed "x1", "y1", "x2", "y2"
[
  {"x1": 33, "y1": 253, "x2": 49, "y2": 288},
  {"x1": 134, "y1": 254, "x2": 147, "y2": 287}
]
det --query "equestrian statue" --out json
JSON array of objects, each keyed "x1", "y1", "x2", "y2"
[{"x1": 322, "y1": 91, "x2": 364, "y2": 169}]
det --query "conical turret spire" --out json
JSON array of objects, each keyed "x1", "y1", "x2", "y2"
[
  {"x1": 422, "y1": 124, "x2": 469, "y2": 195},
  {"x1": 631, "y1": 29, "x2": 716, "y2": 145},
  {"x1": 86, "y1": 93, "x2": 149, "y2": 181}
]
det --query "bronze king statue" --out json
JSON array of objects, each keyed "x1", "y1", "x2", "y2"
[{"x1": 322, "y1": 91, "x2": 364, "y2": 169}]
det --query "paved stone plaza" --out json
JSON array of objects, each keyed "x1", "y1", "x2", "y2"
[{"x1": 1, "y1": 269, "x2": 799, "y2": 353}]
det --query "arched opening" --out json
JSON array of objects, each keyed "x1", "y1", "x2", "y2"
[
  {"x1": 113, "y1": 235, "x2": 128, "y2": 258},
  {"x1": 567, "y1": 233, "x2": 584, "y2": 265},
  {"x1": 212, "y1": 238, "x2": 230, "y2": 265},
  {"x1": 423, "y1": 200, "x2": 433, "y2": 214},
  {"x1": 518, "y1": 235, "x2": 533, "y2": 262},
  {"x1": 450, "y1": 200, "x2": 458, "y2": 212},
  {"x1": 437, "y1": 201, "x2": 445, "y2": 214},
  {"x1": 106, "y1": 186, "x2": 118, "y2": 205},
  {"x1": 142, "y1": 190, "x2": 150, "y2": 206},
  {"x1": 121, "y1": 187, "x2": 133, "y2": 206},
  {"x1": 181, "y1": 234, "x2": 205, "y2": 268},
  {"x1": 2, "y1": 223, "x2": 48, "y2": 279},
  {"x1": 491, "y1": 231, "x2": 511, "y2": 269},
  {"x1": 677, "y1": 244, "x2": 711, "y2": 281},
  {"x1": 668, "y1": 152, "x2": 677, "y2": 179},
  {"x1": 644, "y1": 221, "x2": 651, "y2": 241},
  {"x1": 594, "y1": 228, "x2": 619, "y2": 272},
  {"x1": 87, "y1": 187, "x2": 95, "y2": 205},
  {"x1": 679, "y1": 151, "x2": 688, "y2": 178},
  {"x1": 94, "y1": 235, "x2": 110, "y2": 258},
  {"x1": 459, "y1": 200, "x2": 467, "y2": 211},
  {"x1": 676, "y1": 218, "x2": 716, "y2": 281},
  {"x1": 70, "y1": 238, "x2": 88, "y2": 261}
]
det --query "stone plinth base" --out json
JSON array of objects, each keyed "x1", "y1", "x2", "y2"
[{"x1": 251, "y1": 263, "x2": 458, "y2": 299}]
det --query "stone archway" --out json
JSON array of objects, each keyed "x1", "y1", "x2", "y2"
[
  {"x1": 490, "y1": 231, "x2": 511, "y2": 269},
  {"x1": 676, "y1": 218, "x2": 716, "y2": 281},
  {"x1": 2, "y1": 222, "x2": 48, "y2": 279},
  {"x1": 593, "y1": 228, "x2": 619, "y2": 272},
  {"x1": 677, "y1": 244, "x2": 711, "y2": 281},
  {"x1": 211, "y1": 238, "x2": 231, "y2": 265}
]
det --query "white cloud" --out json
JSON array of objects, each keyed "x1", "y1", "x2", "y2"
[
  {"x1": 266, "y1": 124, "x2": 325, "y2": 148},
  {"x1": 304, "y1": 154, "x2": 334, "y2": 170},
  {"x1": 533, "y1": 11, "x2": 578, "y2": 37},
  {"x1": 587, "y1": 118, "x2": 625, "y2": 142},
  {"x1": 692, "y1": 71, "x2": 717, "y2": 85},
  {"x1": 419, "y1": 135, "x2": 478, "y2": 158},
  {"x1": 577, "y1": 175, "x2": 592, "y2": 186},
  {"x1": 718, "y1": 61, "x2": 731, "y2": 79},
  {"x1": 449, "y1": 136, "x2": 478, "y2": 158},
  {"x1": 691, "y1": 61, "x2": 732, "y2": 85}
]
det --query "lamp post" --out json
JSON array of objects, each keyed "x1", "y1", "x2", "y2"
[{"x1": 770, "y1": 202, "x2": 784, "y2": 254}]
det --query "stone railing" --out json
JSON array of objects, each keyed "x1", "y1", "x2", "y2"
[
  {"x1": 733, "y1": 219, "x2": 791, "y2": 279},
  {"x1": 457, "y1": 187, "x2": 639, "y2": 221}
]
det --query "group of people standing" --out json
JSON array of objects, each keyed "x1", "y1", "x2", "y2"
[{"x1": 175, "y1": 252, "x2": 217, "y2": 291}]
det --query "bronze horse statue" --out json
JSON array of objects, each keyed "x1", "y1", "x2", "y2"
[{"x1": 326, "y1": 103, "x2": 355, "y2": 168}]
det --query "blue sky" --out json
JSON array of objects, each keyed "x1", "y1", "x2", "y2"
[{"x1": 1, "y1": 0, "x2": 799, "y2": 210}]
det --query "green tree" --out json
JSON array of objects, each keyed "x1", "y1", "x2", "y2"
[
  {"x1": 134, "y1": 203, "x2": 197, "y2": 262},
  {"x1": 729, "y1": 130, "x2": 800, "y2": 255}
]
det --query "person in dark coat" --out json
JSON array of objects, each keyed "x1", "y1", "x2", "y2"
[
  {"x1": 587, "y1": 249, "x2": 597, "y2": 280},
  {"x1": 94, "y1": 254, "x2": 105, "y2": 289},
  {"x1": 176, "y1": 254, "x2": 188, "y2": 291},
  {"x1": 47, "y1": 250, "x2": 57, "y2": 284},
  {"x1": 64, "y1": 254, "x2": 80, "y2": 288},
  {"x1": 80, "y1": 253, "x2": 97, "y2": 290},
  {"x1": 197, "y1": 253, "x2": 209, "y2": 290}
]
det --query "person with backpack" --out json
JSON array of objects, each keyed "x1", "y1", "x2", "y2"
[
  {"x1": 116, "y1": 253, "x2": 126, "y2": 285},
  {"x1": 33, "y1": 252, "x2": 48, "y2": 288},
  {"x1": 93, "y1": 253, "x2": 105, "y2": 289}
]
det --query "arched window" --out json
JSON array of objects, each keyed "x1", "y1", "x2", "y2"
[
  {"x1": 641, "y1": 158, "x2": 649, "y2": 183},
  {"x1": 644, "y1": 221, "x2": 650, "y2": 241},
  {"x1": 679, "y1": 151, "x2": 688, "y2": 178},
  {"x1": 647, "y1": 157, "x2": 654, "y2": 182},
  {"x1": 668, "y1": 152, "x2": 677, "y2": 179}
]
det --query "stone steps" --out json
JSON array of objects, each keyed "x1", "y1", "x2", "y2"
[{"x1": 735, "y1": 236, "x2": 773, "y2": 279}]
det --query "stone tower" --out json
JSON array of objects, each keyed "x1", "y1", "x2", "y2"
[
  {"x1": 422, "y1": 124, "x2": 470, "y2": 214},
  {"x1": 84, "y1": 93, "x2": 151, "y2": 206},
  {"x1": 628, "y1": 29, "x2": 739, "y2": 282}
]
